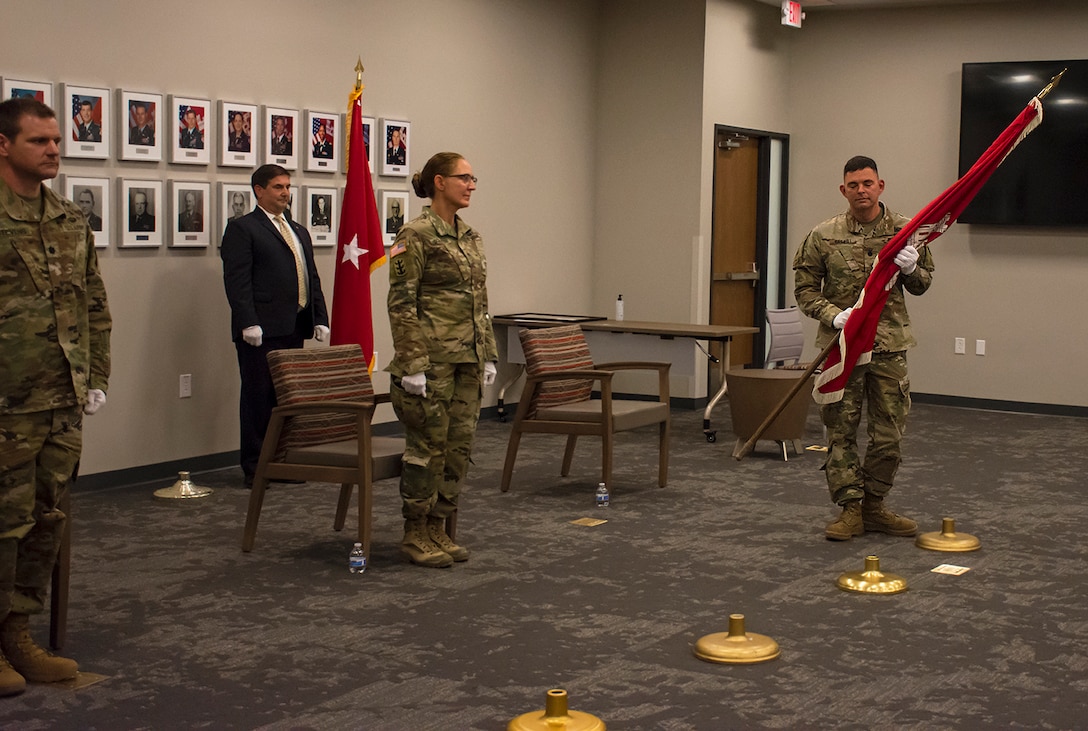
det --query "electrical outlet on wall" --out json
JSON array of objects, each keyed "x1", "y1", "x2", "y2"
[{"x1": 954, "y1": 337, "x2": 966, "y2": 355}]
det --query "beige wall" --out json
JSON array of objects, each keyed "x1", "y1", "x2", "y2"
[
  {"x1": 785, "y1": 0, "x2": 1088, "y2": 407},
  {"x1": 4, "y1": 0, "x2": 1085, "y2": 479},
  {"x1": 2, "y1": 0, "x2": 600, "y2": 475}
]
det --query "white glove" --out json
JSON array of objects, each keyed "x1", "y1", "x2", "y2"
[
  {"x1": 483, "y1": 361, "x2": 497, "y2": 387},
  {"x1": 401, "y1": 372, "x2": 427, "y2": 397},
  {"x1": 242, "y1": 325, "x2": 263, "y2": 347},
  {"x1": 894, "y1": 244, "x2": 919, "y2": 275},
  {"x1": 313, "y1": 325, "x2": 330, "y2": 342},
  {"x1": 83, "y1": 389, "x2": 106, "y2": 415},
  {"x1": 833, "y1": 307, "x2": 853, "y2": 330}
]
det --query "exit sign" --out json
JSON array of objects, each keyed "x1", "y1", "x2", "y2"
[{"x1": 782, "y1": 0, "x2": 803, "y2": 28}]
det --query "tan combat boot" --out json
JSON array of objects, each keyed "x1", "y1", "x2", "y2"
[
  {"x1": 400, "y1": 518, "x2": 454, "y2": 568},
  {"x1": 426, "y1": 516, "x2": 469, "y2": 562},
  {"x1": 862, "y1": 495, "x2": 918, "y2": 536},
  {"x1": 825, "y1": 499, "x2": 864, "y2": 541},
  {"x1": 0, "y1": 654, "x2": 26, "y2": 696},
  {"x1": 0, "y1": 613, "x2": 78, "y2": 683}
]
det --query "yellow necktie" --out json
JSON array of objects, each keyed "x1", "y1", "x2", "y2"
[{"x1": 275, "y1": 215, "x2": 307, "y2": 310}]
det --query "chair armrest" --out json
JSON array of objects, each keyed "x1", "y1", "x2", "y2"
[
  {"x1": 524, "y1": 369, "x2": 615, "y2": 386},
  {"x1": 270, "y1": 399, "x2": 377, "y2": 419},
  {"x1": 592, "y1": 361, "x2": 671, "y2": 403}
]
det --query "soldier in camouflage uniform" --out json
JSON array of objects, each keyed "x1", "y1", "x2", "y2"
[
  {"x1": 793, "y1": 156, "x2": 933, "y2": 541},
  {"x1": 0, "y1": 99, "x2": 111, "y2": 695},
  {"x1": 386, "y1": 152, "x2": 497, "y2": 568}
]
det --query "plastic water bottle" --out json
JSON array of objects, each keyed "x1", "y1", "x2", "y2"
[
  {"x1": 349, "y1": 542, "x2": 367, "y2": 574},
  {"x1": 615, "y1": 294, "x2": 624, "y2": 321},
  {"x1": 596, "y1": 482, "x2": 610, "y2": 508}
]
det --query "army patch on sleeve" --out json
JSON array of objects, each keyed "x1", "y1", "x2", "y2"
[
  {"x1": 390, "y1": 240, "x2": 406, "y2": 258},
  {"x1": 392, "y1": 256, "x2": 408, "y2": 279}
]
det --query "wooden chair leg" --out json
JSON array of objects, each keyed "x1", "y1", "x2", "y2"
[
  {"x1": 658, "y1": 419, "x2": 669, "y2": 487},
  {"x1": 333, "y1": 483, "x2": 353, "y2": 531},
  {"x1": 49, "y1": 489, "x2": 71, "y2": 651},
  {"x1": 241, "y1": 478, "x2": 270, "y2": 552},
  {"x1": 500, "y1": 428, "x2": 523, "y2": 492},
  {"x1": 561, "y1": 435, "x2": 578, "y2": 477}
]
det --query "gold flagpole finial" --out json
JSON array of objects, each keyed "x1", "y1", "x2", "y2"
[
  {"x1": 354, "y1": 58, "x2": 365, "y2": 92},
  {"x1": 1036, "y1": 68, "x2": 1066, "y2": 101}
]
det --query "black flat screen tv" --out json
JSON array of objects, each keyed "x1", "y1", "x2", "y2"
[{"x1": 958, "y1": 59, "x2": 1088, "y2": 226}]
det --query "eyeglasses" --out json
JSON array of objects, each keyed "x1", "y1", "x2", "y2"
[{"x1": 444, "y1": 173, "x2": 478, "y2": 184}]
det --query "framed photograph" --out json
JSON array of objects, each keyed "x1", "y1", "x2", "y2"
[
  {"x1": 361, "y1": 116, "x2": 377, "y2": 173},
  {"x1": 59, "y1": 84, "x2": 110, "y2": 159},
  {"x1": 63, "y1": 176, "x2": 111, "y2": 248},
  {"x1": 120, "y1": 179, "x2": 163, "y2": 247},
  {"x1": 379, "y1": 119, "x2": 410, "y2": 176},
  {"x1": 2, "y1": 77, "x2": 52, "y2": 106},
  {"x1": 287, "y1": 189, "x2": 299, "y2": 223},
  {"x1": 380, "y1": 190, "x2": 409, "y2": 247},
  {"x1": 169, "y1": 95, "x2": 211, "y2": 165},
  {"x1": 304, "y1": 110, "x2": 340, "y2": 173},
  {"x1": 119, "y1": 90, "x2": 163, "y2": 162},
  {"x1": 219, "y1": 101, "x2": 257, "y2": 167},
  {"x1": 263, "y1": 106, "x2": 298, "y2": 169},
  {"x1": 170, "y1": 181, "x2": 211, "y2": 247},
  {"x1": 303, "y1": 187, "x2": 338, "y2": 247}
]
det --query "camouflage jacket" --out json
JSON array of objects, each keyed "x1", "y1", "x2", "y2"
[
  {"x1": 793, "y1": 202, "x2": 933, "y2": 353},
  {"x1": 386, "y1": 206, "x2": 497, "y2": 377},
  {"x1": 0, "y1": 178, "x2": 111, "y2": 413}
]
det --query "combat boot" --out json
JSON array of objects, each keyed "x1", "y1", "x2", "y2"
[
  {"x1": 400, "y1": 518, "x2": 454, "y2": 568},
  {"x1": 825, "y1": 499, "x2": 864, "y2": 541},
  {"x1": 862, "y1": 495, "x2": 918, "y2": 536},
  {"x1": 426, "y1": 516, "x2": 469, "y2": 562},
  {"x1": 0, "y1": 654, "x2": 26, "y2": 696},
  {"x1": 0, "y1": 613, "x2": 78, "y2": 683}
]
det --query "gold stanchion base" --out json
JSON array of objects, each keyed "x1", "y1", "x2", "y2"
[
  {"x1": 693, "y1": 613, "x2": 780, "y2": 664},
  {"x1": 916, "y1": 517, "x2": 981, "y2": 552},
  {"x1": 153, "y1": 471, "x2": 213, "y2": 500},
  {"x1": 836, "y1": 555, "x2": 908, "y2": 594},
  {"x1": 507, "y1": 689, "x2": 606, "y2": 731}
]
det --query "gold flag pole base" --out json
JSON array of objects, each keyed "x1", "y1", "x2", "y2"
[
  {"x1": 693, "y1": 613, "x2": 781, "y2": 665},
  {"x1": 916, "y1": 517, "x2": 981, "y2": 552},
  {"x1": 507, "y1": 689, "x2": 606, "y2": 731},
  {"x1": 153, "y1": 471, "x2": 213, "y2": 500},
  {"x1": 836, "y1": 555, "x2": 908, "y2": 594}
]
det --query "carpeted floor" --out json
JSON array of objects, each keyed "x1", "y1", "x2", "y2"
[{"x1": 2, "y1": 401, "x2": 1087, "y2": 730}]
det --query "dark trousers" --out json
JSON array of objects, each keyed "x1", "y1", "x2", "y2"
[{"x1": 234, "y1": 320, "x2": 307, "y2": 478}]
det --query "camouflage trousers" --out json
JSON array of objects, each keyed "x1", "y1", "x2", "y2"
[
  {"x1": 0, "y1": 405, "x2": 82, "y2": 619},
  {"x1": 390, "y1": 361, "x2": 482, "y2": 520},
  {"x1": 820, "y1": 352, "x2": 910, "y2": 506}
]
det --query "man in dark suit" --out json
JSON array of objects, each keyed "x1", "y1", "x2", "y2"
[
  {"x1": 129, "y1": 102, "x2": 154, "y2": 146},
  {"x1": 129, "y1": 190, "x2": 154, "y2": 231},
  {"x1": 270, "y1": 116, "x2": 291, "y2": 156},
  {"x1": 386, "y1": 126, "x2": 405, "y2": 166},
  {"x1": 227, "y1": 111, "x2": 250, "y2": 152},
  {"x1": 312, "y1": 122, "x2": 333, "y2": 159},
  {"x1": 178, "y1": 191, "x2": 203, "y2": 232},
  {"x1": 77, "y1": 188, "x2": 103, "y2": 231},
  {"x1": 75, "y1": 100, "x2": 101, "y2": 142},
  {"x1": 179, "y1": 108, "x2": 203, "y2": 149},
  {"x1": 221, "y1": 164, "x2": 330, "y2": 486}
]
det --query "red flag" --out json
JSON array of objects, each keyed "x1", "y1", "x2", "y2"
[
  {"x1": 330, "y1": 83, "x2": 386, "y2": 371},
  {"x1": 814, "y1": 96, "x2": 1044, "y2": 403}
]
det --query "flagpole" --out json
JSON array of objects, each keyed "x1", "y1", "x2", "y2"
[{"x1": 1036, "y1": 68, "x2": 1066, "y2": 101}]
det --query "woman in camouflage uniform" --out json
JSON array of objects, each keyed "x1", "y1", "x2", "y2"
[{"x1": 386, "y1": 152, "x2": 497, "y2": 568}]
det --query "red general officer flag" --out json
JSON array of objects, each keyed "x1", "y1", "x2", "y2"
[
  {"x1": 814, "y1": 95, "x2": 1045, "y2": 403},
  {"x1": 330, "y1": 83, "x2": 386, "y2": 371}
]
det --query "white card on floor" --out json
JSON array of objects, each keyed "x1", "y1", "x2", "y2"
[{"x1": 931, "y1": 564, "x2": 971, "y2": 575}]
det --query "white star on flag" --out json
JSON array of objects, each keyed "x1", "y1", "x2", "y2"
[{"x1": 340, "y1": 235, "x2": 367, "y2": 269}]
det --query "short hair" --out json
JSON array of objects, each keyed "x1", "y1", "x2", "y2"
[
  {"x1": 231, "y1": 191, "x2": 246, "y2": 204},
  {"x1": 251, "y1": 163, "x2": 290, "y2": 190},
  {"x1": 411, "y1": 152, "x2": 465, "y2": 199},
  {"x1": 79, "y1": 99, "x2": 93, "y2": 110},
  {"x1": 79, "y1": 188, "x2": 95, "y2": 204},
  {"x1": 131, "y1": 101, "x2": 147, "y2": 113},
  {"x1": 844, "y1": 155, "x2": 878, "y2": 177},
  {"x1": 0, "y1": 98, "x2": 56, "y2": 140}
]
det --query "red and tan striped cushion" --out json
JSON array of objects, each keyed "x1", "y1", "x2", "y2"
[
  {"x1": 519, "y1": 325, "x2": 594, "y2": 414},
  {"x1": 266, "y1": 344, "x2": 374, "y2": 456}
]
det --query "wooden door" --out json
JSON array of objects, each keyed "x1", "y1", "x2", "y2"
[{"x1": 710, "y1": 133, "x2": 761, "y2": 374}]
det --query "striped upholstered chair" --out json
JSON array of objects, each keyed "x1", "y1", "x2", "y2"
[
  {"x1": 241, "y1": 344, "x2": 406, "y2": 562},
  {"x1": 500, "y1": 324, "x2": 671, "y2": 493}
]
